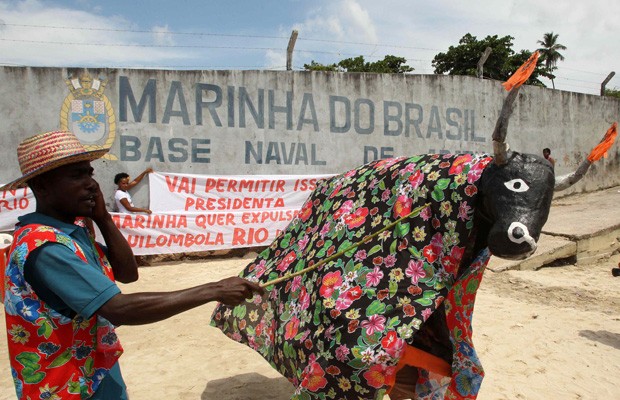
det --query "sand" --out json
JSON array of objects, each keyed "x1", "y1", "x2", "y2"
[{"x1": 1, "y1": 252, "x2": 619, "y2": 400}]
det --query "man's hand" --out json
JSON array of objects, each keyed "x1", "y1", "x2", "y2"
[
  {"x1": 91, "y1": 181, "x2": 111, "y2": 224},
  {"x1": 212, "y1": 277, "x2": 265, "y2": 306}
]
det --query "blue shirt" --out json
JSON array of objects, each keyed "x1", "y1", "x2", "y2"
[{"x1": 19, "y1": 212, "x2": 127, "y2": 399}]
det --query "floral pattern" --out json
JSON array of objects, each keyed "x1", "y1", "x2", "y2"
[
  {"x1": 212, "y1": 154, "x2": 493, "y2": 399},
  {"x1": 3, "y1": 223, "x2": 123, "y2": 399}
]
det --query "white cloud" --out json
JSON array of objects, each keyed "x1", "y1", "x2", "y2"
[{"x1": 0, "y1": 0, "x2": 188, "y2": 67}]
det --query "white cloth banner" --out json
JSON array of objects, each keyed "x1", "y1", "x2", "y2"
[
  {"x1": 1, "y1": 173, "x2": 334, "y2": 256},
  {"x1": 122, "y1": 172, "x2": 334, "y2": 255},
  {"x1": 0, "y1": 187, "x2": 36, "y2": 232}
]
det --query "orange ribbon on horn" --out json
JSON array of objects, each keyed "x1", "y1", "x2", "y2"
[
  {"x1": 502, "y1": 51, "x2": 540, "y2": 91},
  {"x1": 587, "y1": 122, "x2": 618, "y2": 162}
]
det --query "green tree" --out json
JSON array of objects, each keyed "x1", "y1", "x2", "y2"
[
  {"x1": 537, "y1": 32, "x2": 567, "y2": 89},
  {"x1": 304, "y1": 55, "x2": 413, "y2": 73},
  {"x1": 604, "y1": 87, "x2": 620, "y2": 98},
  {"x1": 432, "y1": 34, "x2": 550, "y2": 86}
]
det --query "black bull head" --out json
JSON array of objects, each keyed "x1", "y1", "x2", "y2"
[{"x1": 478, "y1": 152, "x2": 554, "y2": 260}]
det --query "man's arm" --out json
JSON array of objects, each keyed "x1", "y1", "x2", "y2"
[
  {"x1": 93, "y1": 183, "x2": 139, "y2": 283},
  {"x1": 98, "y1": 276, "x2": 264, "y2": 326}
]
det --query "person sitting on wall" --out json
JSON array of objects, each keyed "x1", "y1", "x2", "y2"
[
  {"x1": 114, "y1": 168, "x2": 153, "y2": 214},
  {"x1": 0, "y1": 130, "x2": 264, "y2": 399}
]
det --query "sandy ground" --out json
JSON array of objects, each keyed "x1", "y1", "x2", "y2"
[{"x1": 1, "y1": 251, "x2": 619, "y2": 400}]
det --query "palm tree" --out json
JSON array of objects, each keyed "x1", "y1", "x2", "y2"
[{"x1": 537, "y1": 32, "x2": 567, "y2": 89}]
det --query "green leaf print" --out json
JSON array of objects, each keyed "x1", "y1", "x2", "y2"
[
  {"x1": 232, "y1": 305, "x2": 247, "y2": 319},
  {"x1": 37, "y1": 320, "x2": 53, "y2": 339},
  {"x1": 414, "y1": 291, "x2": 437, "y2": 307},
  {"x1": 16, "y1": 352, "x2": 45, "y2": 384},
  {"x1": 367, "y1": 244, "x2": 383, "y2": 256},
  {"x1": 365, "y1": 300, "x2": 386, "y2": 316},
  {"x1": 48, "y1": 348, "x2": 72, "y2": 368}
]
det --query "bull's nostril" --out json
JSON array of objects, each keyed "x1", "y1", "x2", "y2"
[{"x1": 511, "y1": 226, "x2": 525, "y2": 239}]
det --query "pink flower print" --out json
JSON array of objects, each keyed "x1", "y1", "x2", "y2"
[
  {"x1": 335, "y1": 344, "x2": 350, "y2": 362},
  {"x1": 254, "y1": 260, "x2": 267, "y2": 278},
  {"x1": 333, "y1": 200, "x2": 354, "y2": 220},
  {"x1": 291, "y1": 275, "x2": 302, "y2": 292},
  {"x1": 361, "y1": 314, "x2": 386, "y2": 336},
  {"x1": 420, "y1": 206, "x2": 431, "y2": 221},
  {"x1": 299, "y1": 287, "x2": 310, "y2": 310},
  {"x1": 408, "y1": 170, "x2": 425, "y2": 189},
  {"x1": 381, "y1": 189, "x2": 391, "y2": 201},
  {"x1": 354, "y1": 249, "x2": 367, "y2": 262},
  {"x1": 421, "y1": 308, "x2": 433, "y2": 321},
  {"x1": 405, "y1": 260, "x2": 426, "y2": 285},
  {"x1": 467, "y1": 162, "x2": 485, "y2": 183},
  {"x1": 297, "y1": 235, "x2": 309, "y2": 251},
  {"x1": 276, "y1": 251, "x2": 297, "y2": 272},
  {"x1": 381, "y1": 330, "x2": 405, "y2": 358},
  {"x1": 458, "y1": 201, "x2": 472, "y2": 221},
  {"x1": 384, "y1": 254, "x2": 397, "y2": 268},
  {"x1": 366, "y1": 267, "x2": 384, "y2": 287}
]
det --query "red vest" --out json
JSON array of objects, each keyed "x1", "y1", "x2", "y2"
[{"x1": 3, "y1": 224, "x2": 123, "y2": 399}]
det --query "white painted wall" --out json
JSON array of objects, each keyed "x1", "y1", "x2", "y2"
[{"x1": 1, "y1": 67, "x2": 618, "y2": 209}]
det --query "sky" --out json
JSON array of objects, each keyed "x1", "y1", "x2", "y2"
[{"x1": 0, "y1": 0, "x2": 618, "y2": 95}]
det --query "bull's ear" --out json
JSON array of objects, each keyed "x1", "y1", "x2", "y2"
[{"x1": 555, "y1": 122, "x2": 617, "y2": 192}]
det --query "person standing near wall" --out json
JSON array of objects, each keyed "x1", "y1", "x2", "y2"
[
  {"x1": 114, "y1": 168, "x2": 153, "y2": 214},
  {"x1": 1, "y1": 130, "x2": 264, "y2": 399},
  {"x1": 543, "y1": 148, "x2": 556, "y2": 168}
]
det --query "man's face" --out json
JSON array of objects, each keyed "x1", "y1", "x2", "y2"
[{"x1": 31, "y1": 161, "x2": 99, "y2": 223}]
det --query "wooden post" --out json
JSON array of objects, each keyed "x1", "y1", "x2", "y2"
[
  {"x1": 286, "y1": 30, "x2": 299, "y2": 71},
  {"x1": 477, "y1": 47, "x2": 492, "y2": 79},
  {"x1": 601, "y1": 71, "x2": 616, "y2": 96}
]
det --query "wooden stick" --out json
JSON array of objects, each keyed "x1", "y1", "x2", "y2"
[{"x1": 260, "y1": 203, "x2": 430, "y2": 288}]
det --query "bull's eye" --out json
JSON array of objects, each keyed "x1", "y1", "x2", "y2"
[{"x1": 504, "y1": 178, "x2": 529, "y2": 192}]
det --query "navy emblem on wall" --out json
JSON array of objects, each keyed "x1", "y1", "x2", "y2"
[{"x1": 60, "y1": 72, "x2": 117, "y2": 160}]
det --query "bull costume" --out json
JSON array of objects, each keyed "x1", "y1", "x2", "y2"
[
  {"x1": 211, "y1": 52, "x2": 616, "y2": 399},
  {"x1": 213, "y1": 153, "x2": 498, "y2": 399}
]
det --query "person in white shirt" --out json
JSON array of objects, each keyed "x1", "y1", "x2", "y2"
[{"x1": 114, "y1": 168, "x2": 153, "y2": 214}]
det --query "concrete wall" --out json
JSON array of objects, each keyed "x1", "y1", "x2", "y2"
[{"x1": 1, "y1": 66, "x2": 618, "y2": 208}]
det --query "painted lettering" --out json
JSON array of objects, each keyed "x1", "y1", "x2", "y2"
[
  {"x1": 244, "y1": 141, "x2": 326, "y2": 165},
  {"x1": 118, "y1": 76, "x2": 156, "y2": 123},
  {"x1": 120, "y1": 135, "x2": 211, "y2": 163}
]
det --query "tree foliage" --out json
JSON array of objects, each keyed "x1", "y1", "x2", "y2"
[
  {"x1": 304, "y1": 55, "x2": 413, "y2": 73},
  {"x1": 604, "y1": 87, "x2": 620, "y2": 98},
  {"x1": 537, "y1": 32, "x2": 567, "y2": 89},
  {"x1": 432, "y1": 34, "x2": 551, "y2": 86}
]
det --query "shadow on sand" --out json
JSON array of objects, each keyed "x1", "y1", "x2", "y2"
[
  {"x1": 202, "y1": 372, "x2": 294, "y2": 400},
  {"x1": 579, "y1": 330, "x2": 620, "y2": 350}
]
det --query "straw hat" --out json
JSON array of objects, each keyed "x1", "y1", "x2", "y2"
[{"x1": 0, "y1": 130, "x2": 109, "y2": 191}]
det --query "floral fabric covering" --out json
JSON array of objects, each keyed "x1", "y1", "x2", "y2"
[{"x1": 211, "y1": 153, "x2": 493, "y2": 399}]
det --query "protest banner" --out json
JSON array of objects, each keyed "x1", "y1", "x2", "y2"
[
  {"x1": 1, "y1": 173, "x2": 333, "y2": 255},
  {"x1": 0, "y1": 187, "x2": 36, "y2": 232}
]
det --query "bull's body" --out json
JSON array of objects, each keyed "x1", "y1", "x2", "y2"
[{"x1": 211, "y1": 151, "x2": 555, "y2": 399}]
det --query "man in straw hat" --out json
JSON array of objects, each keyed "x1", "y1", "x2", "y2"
[{"x1": 1, "y1": 130, "x2": 264, "y2": 399}]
